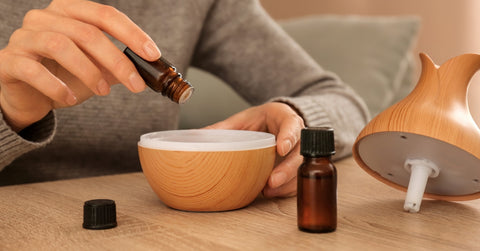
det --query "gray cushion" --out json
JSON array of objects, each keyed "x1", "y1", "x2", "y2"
[
  {"x1": 180, "y1": 15, "x2": 420, "y2": 128},
  {"x1": 281, "y1": 15, "x2": 420, "y2": 116}
]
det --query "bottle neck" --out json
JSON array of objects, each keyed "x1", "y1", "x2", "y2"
[
  {"x1": 302, "y1": 155, "x2": 332, "y2": 164},
  {"x1": 303, "y1": 155, "x2": 332, "y2": 160}
]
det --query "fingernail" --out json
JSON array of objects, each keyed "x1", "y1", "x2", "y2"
[
  {"x1": 96, "y1": 79, "x2": 110, "y2": 96},
  {"x1": 282, "y1": 140, "x2": 293, "y2": 155},
  {"x1": 271, "y1": 172, "x2": 287, "y2": 188},
  {"x1": 143, "y1": 40, "x2": 161, "y2": 59},
  {"x1": 65, "y1": 92, "x2": 77, "y2": 106},
  {"x1": 129, "y1": 72, "x2": 146, "y2": 92}
]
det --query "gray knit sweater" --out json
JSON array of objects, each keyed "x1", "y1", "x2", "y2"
[{"x1": 0, "y1": 0, "x2": 369, "y2": 185}]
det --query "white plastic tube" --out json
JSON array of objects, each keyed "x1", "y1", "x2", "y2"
[{"x1": 403, "y1": 158, "x2": 440, "y2": 213}]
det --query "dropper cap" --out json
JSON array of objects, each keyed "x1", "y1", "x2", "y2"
[{"x1": 300, "y1": 127, "x2": 335, "y2": 157}]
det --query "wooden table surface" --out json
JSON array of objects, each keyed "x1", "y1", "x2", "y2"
[{"x1": 1, "y1": 157, "x2": 479, "y2": 250}]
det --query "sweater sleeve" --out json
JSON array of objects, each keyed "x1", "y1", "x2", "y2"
[
  {"x1": 191, "y1": 0, "x2": 370, "y2": 158},
  {"x1": 270, "y1": 81, "x2": 370, "y2": 159},
  {"x1": 0, "y1": 111, "x2": 56, "y2": 170}
]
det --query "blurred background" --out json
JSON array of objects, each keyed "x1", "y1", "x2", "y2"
[
  {"x1": 181, "y1": 0, "x2": 480, "y2": 128},
  {"x1": 261, "y1": 0, "x2": 480, "y2": 68},
  {"x1": 260, "y1": 0, "x2": 480, "y2": 125}
]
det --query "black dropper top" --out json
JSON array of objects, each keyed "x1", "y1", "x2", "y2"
[{"x1": 300, "y1": 127, "x2": 335, "y2": 157}]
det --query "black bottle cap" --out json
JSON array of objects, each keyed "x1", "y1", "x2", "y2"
[
  {"x1": 300, "y1": 127, "x2": 335, "y2": 157},
  {"x1": 83, "y1": 199, "x2": 117, "y2": 230}
]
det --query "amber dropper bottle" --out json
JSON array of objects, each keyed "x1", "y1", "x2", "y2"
[
  {"x1": 124, "y1": 47, "x2": 194, "y2": 104},
  {"x1": 297, "y1": 127, "x2": 337, "y2": 233}
]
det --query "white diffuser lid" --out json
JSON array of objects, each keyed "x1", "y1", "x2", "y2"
[{"x1": 139, "y1": 129, "x2": 276, "y2": 151}]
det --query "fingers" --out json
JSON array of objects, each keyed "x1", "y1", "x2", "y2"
[
  {"x1": 9, "y1": 28, "x2": 109, "y2": 96},
  {"x1": 1, "y1": 53, "x2": 77, "y2": 106},
  {"x1": 61, "y1": 1, "x2": 161, "y2": 60},
  {"x1": 203, "y1": 119, "x2": 237, "y2": 130},
  {"x1": 23, "y1": 8, "x2": 151, "y2": 94},
  {"x1": 258, "y1": 102, "x2": 304, "y2": 156},
  {"x1": 264, "y1": 103, "x2": 305, "y2": 197},
  {"x1": 204, "y1": 102, "x2": 305, "y2": 197},
  {"x1": 204, "y1": 106, "x2": 263, "y2": 130},
  {"x1": 274, "y1": 112, "x2": 304, "y2": 156},
  {"x1": 263, "y1": 174, "x2": 298, "y2": 198},
  {"x1": 269, "y1": 143, "x2": 302, "y2": 185}
]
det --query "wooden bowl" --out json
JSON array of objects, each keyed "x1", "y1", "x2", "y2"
[{"x1": 138, "y1": 129, "x2": 276, "y2": 212}]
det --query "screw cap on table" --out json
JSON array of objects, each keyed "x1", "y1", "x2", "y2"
[{"x1": 83, "y1": 199, "x2": 117, "y2": 230}]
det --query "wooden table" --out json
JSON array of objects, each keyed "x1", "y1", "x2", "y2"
[{"x1": 1, "y1": 157, "x2": 479, "y2": 250}]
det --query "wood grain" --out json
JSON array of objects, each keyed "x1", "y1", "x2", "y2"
[
  {"x1": 1, "y1": 157, "x2": 480, "y2": 250},
  {"x1": 353, "y1": 53, "x2": 480, "y2": 201},
  {"x1": 356, "y1": 53, "x2": 480, "y2": 157},
  {"x1": 138, "y1": 146, "x2": 276, "y2": 211}
]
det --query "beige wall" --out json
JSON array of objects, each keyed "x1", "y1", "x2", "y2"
[
  {"x1": 260, "y1": 0, "x2": 480, "y2": 125},
  {"x1": 260, "y1": 0, "x2": 480, "y2": 64}
]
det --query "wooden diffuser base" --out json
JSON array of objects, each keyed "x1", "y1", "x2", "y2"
[{"x1": 353, "y1": 53, "x2": 480, "y2": 212}]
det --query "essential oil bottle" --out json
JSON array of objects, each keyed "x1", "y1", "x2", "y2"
[
  {"x1": 297, "y1": 127, "x2": 337, "y2": 233},
  {"x1": 124, "y1": 47, "x2": 194, "y2": 104}
]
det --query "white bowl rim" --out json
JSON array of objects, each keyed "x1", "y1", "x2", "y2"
[{"x1": 138, "y1": 129, "x2": 276, "y2": 151}]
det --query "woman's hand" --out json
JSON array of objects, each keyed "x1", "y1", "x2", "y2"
[
  {"x1": 0, "y1": 0, "x2": 161, "y2": 132},
  {"x1": 206, "y1": 102, "x2": 305, "y2": 198}
]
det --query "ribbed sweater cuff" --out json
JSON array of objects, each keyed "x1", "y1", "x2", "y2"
[
  {"x1": 270, "y1": 94, "x2": 369, "y2": 159},
  {"x1": 0, "y1": 111, "x2": 56, "y2": 169},
  {"x1": 270, "y1": 96, "x2": 332, "y2": 127}
]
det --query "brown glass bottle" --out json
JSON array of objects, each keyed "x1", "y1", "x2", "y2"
[
  {"x1": 297, "y1": 127, "x2": 337, "y2": 233},
  {"x1": 124, "y1": 47, "x2": 194, "y2": 104}
]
